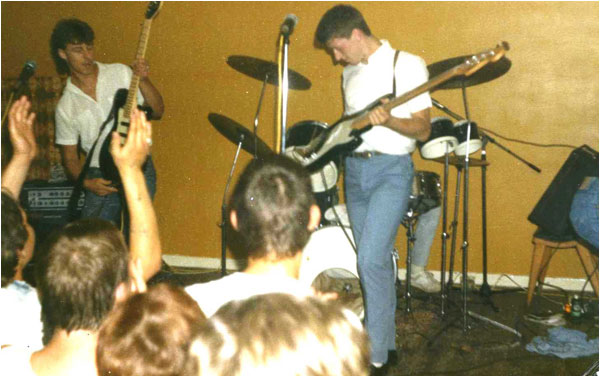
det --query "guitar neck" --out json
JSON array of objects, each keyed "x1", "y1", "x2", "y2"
[
  {"x1": 351, "y1": 67, "x2": 461, "y2": 129},
  {"x1": 123, "y1": 18, "x2": 154, "y2": 116}
]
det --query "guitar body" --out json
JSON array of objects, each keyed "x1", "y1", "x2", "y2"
[{"x1": 98, "y1": 89, "x2": 129, "y2": 183}]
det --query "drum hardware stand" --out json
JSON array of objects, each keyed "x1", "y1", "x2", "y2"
[
  {"x1": 431, "y1": 93, "x2": 523, "y2": 337},
  {"x1": 277, "y1": 25, "x2": 293, "y2": 154},
  {"x1": 440, "y1": 142, "x2": 452, "y2": 317},
  {"x1": 253, "y1": 74, "x2": 269, "y2": 160},
  {"x1": 402, "y1": 210, "x2": 419, "y2": 313},
  {"x1": 220, "y1": 137, "x2": 245, "y2": 276}
]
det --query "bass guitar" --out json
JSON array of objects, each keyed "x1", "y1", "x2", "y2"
[
  {"x1": 98, "y1": 1, "x2": 162, "y2": 182},
  {"x1": 289, "y1": 42, "x2": 510, "y2": 172}
]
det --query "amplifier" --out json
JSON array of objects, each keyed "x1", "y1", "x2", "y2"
[{"x1": 20, "y1": 181, "x2": 84, "y2": 226}]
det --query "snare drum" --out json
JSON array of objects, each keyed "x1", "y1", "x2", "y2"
[
  {"x1": 453, "y1": 120, "x2": 482, "y2": 156},
  {"x1": 408, "y1": 171, "x2": 441, "y2": 215},
  {"x1": 419, "y1": 117, "x2": 458, "y2": 159}
]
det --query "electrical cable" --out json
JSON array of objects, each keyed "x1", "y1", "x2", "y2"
[{"x1": 478, "y1": 126, "x2": 578, "y2": 150}]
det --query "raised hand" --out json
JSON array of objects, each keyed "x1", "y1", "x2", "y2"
[
  {"x1": 110, "y1": 108, "x2": 151, "y2": 172},
  {"x1": 8, "y1": 96, "x2": 37, "y2": 160}
]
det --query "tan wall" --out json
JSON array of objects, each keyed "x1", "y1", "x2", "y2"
[{"x1": 2, "y1": 1, "x2": 598, "y2": 278}]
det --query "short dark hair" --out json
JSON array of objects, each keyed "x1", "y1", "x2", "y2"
[
  {"x1": 97, "y1": 283, "x2": 206, "y2": 376},
  {"x1": 315, "y1": 4, "x2": 371, "y2": 46},
  {"x1": 49, "y1": 18, "x2": 95, "y2": 75},
  {"x1": 193, "y1": 293, "x2": 370, "y2": 376},
  {"x1": 229, "y1": 155, "x2": 315, "y2": 260},
  {"x1": 1, "y1": 191, "x2": 27, "y2": 287},
  {"x1": 36, "y1": 218, "x2": 128, "y2": 335}
]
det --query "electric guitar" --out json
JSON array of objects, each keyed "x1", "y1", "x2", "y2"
[
  {"x1": 290, "y1": 42, "x2": 510, "y2": 172},
  {"x1": 98, "y1": 1, "x2": 162, "y2": 182}
]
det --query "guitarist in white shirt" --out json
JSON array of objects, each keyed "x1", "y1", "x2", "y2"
[
  {"x1": 315, "y1": 5, "x2": 434, "y2": 375},
  {"x1": 51, "y1": 18, "x2": 164, "y2": 232}
]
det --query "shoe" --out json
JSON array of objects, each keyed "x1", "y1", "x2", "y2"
[
  {"x1": 410, "y1": 270, "x2": 441, "y2": 293},
  {"x1": 369, "y1": 363, "x2": 390, "y2": 376}
]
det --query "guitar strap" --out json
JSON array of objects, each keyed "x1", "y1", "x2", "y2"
[
  {"x1": 66, "y1": 110, "x2": 116, "y2": 221},
  {"x1": 392, "y1": 49, "x2": 400, "y2": 97}
]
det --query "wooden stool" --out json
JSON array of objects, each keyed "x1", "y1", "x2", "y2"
[{"x1": 527, "y1": 231, "x2": 599, "y2": 306}]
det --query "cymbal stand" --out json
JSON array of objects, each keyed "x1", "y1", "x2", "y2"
[
  {"x1": 440, "y1": 142, "x2": 452, "y2": 317},
  {"x1": 220, "y1": 137, "x2": 244, "y2": 276},
  {"x1": 460, "y1": 82, "x2": 472, "y2": 332},
  {"x1": 253, "y1": 74, "x2": 269, "y2": 159}
]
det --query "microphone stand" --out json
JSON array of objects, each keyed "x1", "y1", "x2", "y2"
[
  {"x1": 279, "y1": 33, "x2": 290, "y2": 154},
  {"x1": 220, "y1": 136, "x2": 244, "y2": 276}
]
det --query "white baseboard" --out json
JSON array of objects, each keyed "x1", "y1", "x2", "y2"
[{"x1": 162, "y1": 254, "x2": 595, "y2": 293}]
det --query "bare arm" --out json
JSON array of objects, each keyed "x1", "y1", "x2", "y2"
[
  {"x1": 60, "y1": 144, "x2": 118, "y2": 196},
  {"x1": 1, "y1": 96, "x2": 37, "y2": 197},
  {"x1": 367, "y1": 106, "x2": 431, "y2": 142},
  {"x1": 132, "y1": 58, "x2": 164, "y2": 120},
  {"x1": 110, "y1": 108, "x2": 161, "y2": 281}
]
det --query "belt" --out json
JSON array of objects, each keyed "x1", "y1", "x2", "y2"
[{"x1": 350, "y1": 151, "x2": 385, "y2": 159}]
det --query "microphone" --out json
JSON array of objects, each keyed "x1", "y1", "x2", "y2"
[
  {"x1": 280, "y1": 14, "x2": 298, "y2": 36},
  {"x1": 16, "y1": 60, "x2": 37, "y2": 89}
]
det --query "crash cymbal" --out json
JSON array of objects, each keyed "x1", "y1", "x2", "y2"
[
  {"x1": 208, "y1": 113, "x2": 273, "y2": 158},
  {"x1": 227, "y1": 55, "x2": 311, "y2": 90},
  {"x1": 428, "y1": 56, "x2": 511, "y2": 90},
  {"x1": 432, "y1": 156, "x2": 490, "y2": 167}
]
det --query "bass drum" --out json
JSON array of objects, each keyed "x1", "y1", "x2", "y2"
[
  {"x1": 453, "y1": 120, "x2": 482, "y2": 156},
  {"x1": 419, "y1": 117, "x2": 459, "y2": 159},
  {"x1": 299, "y1": 226, "x2": 363, "y2": 319}
]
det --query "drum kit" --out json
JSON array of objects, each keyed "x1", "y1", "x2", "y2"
[{"x1": 208, "y1": 45, "x2": 514, "y2": 328}]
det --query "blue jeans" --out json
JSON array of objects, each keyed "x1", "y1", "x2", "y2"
[
  {"x1": 413, "y1": 205, "x2": 441, "y2": 267},
  {"x1": 82, "y1": 156, "x2": 157, "y2": 240},
  {"x1": 345, "y1": 154, "x2": 413, "y2": 364},
  {"x1": 569, "y1": 177, "x2": 598, "y2": 250}
]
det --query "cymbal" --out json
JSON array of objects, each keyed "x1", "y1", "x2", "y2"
[
  {"x1": 208, "y1": 113, "x2": 273, "y2": 158},
  {"x1": 428, "y1": 56, "x2": 511, "y2": 90},
  {"x1": 227, "y1": 55, "x2": 311, "y2": 90},
  {"x1": 432, "y1": 156, "x2": 490, "y2": 167}
]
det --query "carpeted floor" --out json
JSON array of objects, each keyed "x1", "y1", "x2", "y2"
[{"x1": 151, "y1": 265, "x2": 599, "y2": 376}]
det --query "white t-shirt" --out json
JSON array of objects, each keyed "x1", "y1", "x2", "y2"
[
  {"x1": 0, "y1": 346, "x2": 36, "y2": 376},
  {"x1": 185, "y1": 272, "x2": 312, "y2": 317},
  {"x1": 342, "y1": 40, "x2": 432, "y2": 155},
  {"x1": 0, "y1": 280, "x2": 43, "y2": 351},
  {"x1": 55, "y1": 62, "x2": 143, "y2": 168}
]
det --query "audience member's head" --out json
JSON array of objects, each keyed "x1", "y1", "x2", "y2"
[
  {"x1": 192, "y1": 293, "x2": 370, "y2": 376},
  {"x1": 229, "y1": 155, "x2": 318, "y2": 260},
  {"x1": 35, "y1": 218, "x2": 128, "y2": 338},
  {"x1": 315, "y1": 4, "x2": 371, "y2": 47},
  {"x1": 96, "y1": 283, "x2": 206, "y2": 376},
  {"x1": 1, "y1": 190, "x2": 34, "y2": 287},
  {"x1": 49, "y1": 18, "x2": 95, "y2": 75}
]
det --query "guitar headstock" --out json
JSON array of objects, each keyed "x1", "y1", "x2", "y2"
[
  {"x1": 145, "y1": 1, "x2": 163, "y2": 20},
  {"x1": 455, "y1": 41, "x2": 510, "y2": 77}
]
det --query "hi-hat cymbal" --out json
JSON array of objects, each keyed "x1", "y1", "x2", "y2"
[
  {"x1": 428, "y1": 56, "x2": 511, "y2": 90},
  {"x1": 208, "y1": 113, "x2": 273, "y2": 158},
  {"x1": 227, "y1": 55, "x2": 311, "y2": 90},
  {"x1": 432, "y1": 156, "x2": 490, "y2": 167}
]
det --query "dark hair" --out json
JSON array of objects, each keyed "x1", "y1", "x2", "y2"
[
  {"x1": 229, "y1": 155, "x2": 315, "y2": 260},
  {"x1": 35, "y1": 218, "x2": 128, "y2": 335},
  {"x1": 193, "y1": 293, "x2": 370, "y2": 376},
  {"x1": 1, "y1": 191, "x2": 27, "y2": 287},
  {"x1": 315, "y1": 4, "x2": 371, "y2": 46},
  {"x1": 49, "y1": 18, "x2": 95, "y2": 75},
  {"x1": 97, "y1": 283, "x2": 206, "y2": 376}
]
